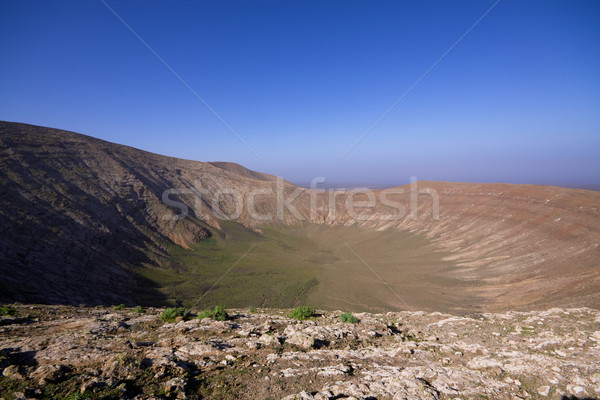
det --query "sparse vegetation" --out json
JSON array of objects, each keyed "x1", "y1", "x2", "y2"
[
  {"x1": 289, "y1": 306, "x2": 316, "y2": 320},
  {"x1": 520, "y1": 326, "x2": 535, "y2": 336},
  {"x1": 0, "y1": 305, "x2": 17, "y2": 316},
  {"x1": 249, "y1": 306, "x2": 258, "y2": 313},
  {"x1": 134, "y1": 223, "x2": 471, "y2": 313},
  {"x1": 340, "y1": 312, "x2": 359, "y2": 323},
  {"x1": 197, "y1": 305, "x2": 229, "y2": 321},
  {"x1": 133, "y1": 306, "x2": 144, "y2": 314},
  {"x1": 112, "y1": 304, "x2": 125, "y2": 311},
  {"x1": 159, "y1": 307, "x2": 191, "y2": 322},
  {"x1": 0, "y1": 304, "x2": 597, "y2": 399}
]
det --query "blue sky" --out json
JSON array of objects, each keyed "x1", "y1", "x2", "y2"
[{"x1": 1, "y1": 1, "x2": 599, "y2": 187}]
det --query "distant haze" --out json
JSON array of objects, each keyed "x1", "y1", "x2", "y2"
[{"x1": 1, "y1": 1, "x2": 599, "y2": 186}]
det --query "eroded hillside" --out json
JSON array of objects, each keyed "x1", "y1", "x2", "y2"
[
  {"x1": 1, "y1": 121, "x2": 599, "y2": 311},
  {"x1": 0, "y1": 122, "x2": 279, "y2": 305}
]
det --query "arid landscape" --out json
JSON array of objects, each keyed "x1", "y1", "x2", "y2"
[
  {"x1": 1, "y1": 304, "x2": 600, "y2": 400},
  {"x1": 1, "y1": 121, "x2": 600, "y2": 399},
  {"x1": 2, "y1": 122, "x2": 599, "y2": 313},
  {"x1": 2, "y1": 1, "x2": 599, "y2": 398}
]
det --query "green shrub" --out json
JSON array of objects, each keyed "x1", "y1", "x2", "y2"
[
  {"x1": 197, "y1": 305, "x2": 229, "y2": 321},
  {"x1": 340, "y1": 312, "x2": 359, "y2": 323},
  {"x1": 133, "y1": 306, "x2": 144, "y2": 314},
  {"x1": 289, "y1": 306, "x2": 316, "y2": 320},
  {"x1": 249, "y1": 306, "x2": 258, "y2": 313},
  {"x1": 0, "y1": 305, "x2": 17, "y2": 316},
  {"x1": 113, "y1": 304, "x2": 125, "y2": 311},
  {"x1": 159, "y1": 307, "x2": 191, "y2": 322}
]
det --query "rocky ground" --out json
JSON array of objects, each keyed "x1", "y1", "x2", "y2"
[{"x1": 1, "y1": 305, "x2": 599, "y2": 400}]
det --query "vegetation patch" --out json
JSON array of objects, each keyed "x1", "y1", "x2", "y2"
[
  {"x1": 0, "y1": 305, "x2": 17, "y2": 316},
  {"x1": 159, "y1": 307, "x2": 191, "y2": 322},
  {"x1": 197, "y1": 305, "x2": 230, "y2": 321},
  {"x1": 340, "y1": 312, "x2": 359, "y2": 323},
  {"x1": 289, "y1": 306, "x2": 316, "y2": 320},
  {"x1": 133, "y1": 306, "x2": 144, "y2": 314}
]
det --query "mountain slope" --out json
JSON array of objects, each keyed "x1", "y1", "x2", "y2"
[
  {"x1": 0, "y1": 122, "x2": 275, "y2": 305},
  {"x1": 1, "y1": 121, "x2": 599, "y2": 311}
]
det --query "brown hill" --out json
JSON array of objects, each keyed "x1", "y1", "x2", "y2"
[
  {"x1": 1, "y1": 121, "x2": 599, "y2": 311},
  {"x1": 0, "y1": 122, "x2": 276, "y2": 304},
  {"x1": 209, "y1": 161, "x2": 277, "y2": 182}
]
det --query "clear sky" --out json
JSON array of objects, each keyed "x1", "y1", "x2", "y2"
[{"x1": 1, "y1": 1, "x2": 599, "y2": 187}]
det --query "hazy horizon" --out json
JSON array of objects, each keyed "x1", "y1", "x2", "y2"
[{"x1": 1, "y1": 1, "x2": 599, "y2": 187}]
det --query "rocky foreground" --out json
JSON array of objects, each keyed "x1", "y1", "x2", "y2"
[{"x1": 1, "y1": 305, "x2": 599, "y2": 400}]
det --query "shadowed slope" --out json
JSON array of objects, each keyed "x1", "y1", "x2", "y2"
[{"x1": 0, "y1": 122, "x2": 269, "y2": 305}]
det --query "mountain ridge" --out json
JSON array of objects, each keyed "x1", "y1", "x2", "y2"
[{"x1": 1, "y1": 121, "x2": 599, "y2": 311}]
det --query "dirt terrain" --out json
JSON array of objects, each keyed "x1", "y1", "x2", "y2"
[
  {"x1": 2, "y1": 122, "x2": 600, "y2": 399},
  {"x1": 1, "y1": 305, "x2": 599, "y2": 400}
]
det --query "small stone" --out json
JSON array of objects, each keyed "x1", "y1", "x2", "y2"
[
  {"x1": 165, "y1": 377, "x2": 186, "y2": 394},
  {"x1": 281, "y1": 391, "x2": 314, "y2": 400},
  {"x1": 537, "y1": 386, "x2": 550, "y2": 396},
  {"x1": 246, "y1": 341, "x2": 261, "y2": 350},
  {"x1": 570, "y1": 385, "x2": 585, "y2": 395},
  {"x1": 467, "y1": 358, "x2": 503, "y2": 370},
  {"x1": 258, "y1": 333, "x2": 279, "y2": 346},
  {"x1": 555, "y1": 349, "x2": 568, "y2": 357},
  {"x1": 314, "y1": 391, "x2": 334, "y2": 400},
  {"x1": 262, "y1": 321, "x2": 274, "y2": 332},
  {"x1": 2, "y1": 365, "x2": 24, "y2": 380},
  {"x1": 32, "y1": 364, "x2": 70, "y2": 385},
  {"x1": 237, "y1": 328, "x2": 251, "y2": 337},
  {"x1": 80, "y1": 378, "x2": 104, "y2": 393},
  {"x1": 286, "y1": 333, "x2": 315, "y2": 349}
]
